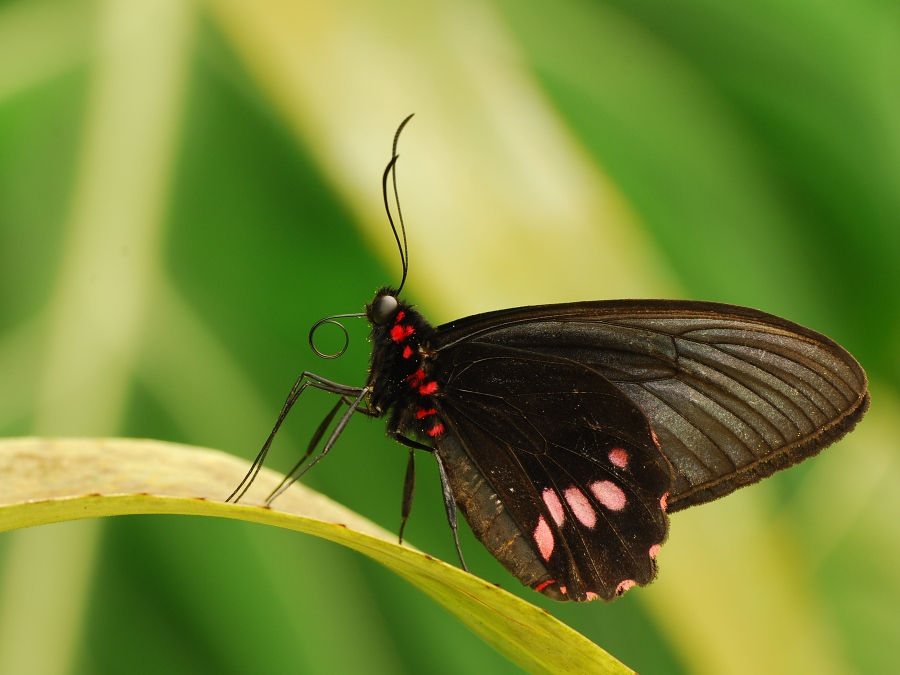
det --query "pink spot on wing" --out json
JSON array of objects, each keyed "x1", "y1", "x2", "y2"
[
  {"x1": 651, "y1": 429, "x2": 661, "y2": 448},
  {"x1": 533, "y1": 516, "x2": 554, "y2": 561},
  {"x1": 419, "y1": 381, "x2": 438, "y2": 396},
  {"x1": 616, "y1": 579, "x2": 636, "y2": 595},
  {"x1": 585, "y1": 592, "x2": 600, "y2": 602},
  {"x1": 564, "y1": 487, "x2": 596, "y2": 528},
  {"x1": 649, "y1": 544, "x2": 661, "y2": 559},
  {"x1": 590, "y1": 480, "x2": 626, "y2": 511},
  {"x1": 660, "y1": 492, "x2": 669, "y2": 512},
  {"x1": 608, "y1": 448, "x2": 628, "y2": 468},
  {"x1": 559, "y1": 586, "x2": 567, "y2": 595},
  {"x1": 542, "y1": 489, "x2": 565, "y2": 526}
]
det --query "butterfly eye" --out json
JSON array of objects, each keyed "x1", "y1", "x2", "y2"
[{"x1": 372, "y1": 295, "x2": 399, "y2": 325}]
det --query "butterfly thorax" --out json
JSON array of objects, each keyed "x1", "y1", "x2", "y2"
[{"x1": 365, "y1": 288, "x2": 443, "y2": 441}]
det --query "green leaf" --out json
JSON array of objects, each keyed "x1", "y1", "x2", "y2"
[{"x1": 0, "y1": 437, "x2": 634, "y2": 675}]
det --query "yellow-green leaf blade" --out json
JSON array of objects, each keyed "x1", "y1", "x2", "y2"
[{"x1": 0, "y1": 437, "x2": 633, "y2": 675}]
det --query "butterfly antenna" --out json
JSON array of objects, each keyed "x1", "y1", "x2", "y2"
[{"x1": 382, "y1": 113, "x2": 414, "y2": 294}]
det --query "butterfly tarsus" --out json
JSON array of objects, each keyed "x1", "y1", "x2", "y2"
[
  {"x1": 264, "y1": 386, "x2": 371, "y2": 505},
  {"x1": 226, "y1": 372, "x2": 367, "y2": 504},
  {"x1": 390, "y1": 431, "x2": 468, "y2": 570},
  {"x1": 264, "y1": 397, "x2": 344, "y2": 503}
]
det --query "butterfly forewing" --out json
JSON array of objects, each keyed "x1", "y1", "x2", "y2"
[
  {"x1": 432, "y1": 343, "x2": 671, "y2": 601},
  {"x1": 433, "y1": 300, "x2": 868, "y2": 512}
]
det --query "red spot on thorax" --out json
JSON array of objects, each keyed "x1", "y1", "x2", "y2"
[
  {"x1": 419, "y1": 381, "x2": 438, "y2": 396},
  {"x1": 402, "y1": 345, "x2": 413, "y2": 359},
  {"x1": 415, "y1": 408, "x2": 437, "y2": 419},
  {"x1": 406, "y1": 370, "x2": 425, "y2": 387},
  {"x1": 427, "y1": 422, "x2": 445, "y2": 437},
  {"x1": 395, "y1": 311, "x2": 405, "y2": 323},
  {"x1": 390, "y1": 324, "x2": 415, "y2": 343}
]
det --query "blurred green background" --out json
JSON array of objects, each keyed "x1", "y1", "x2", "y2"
[{"x1": 0, "y1": 0, "x2": 898, "y2": 673}]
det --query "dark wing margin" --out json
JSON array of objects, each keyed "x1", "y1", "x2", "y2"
[
  {"x1": 433, "y1": 299, "x2": 869, "y2": 512},
  {"x1": 432, "y1": 343, "x2": 672, "y2": 601}
]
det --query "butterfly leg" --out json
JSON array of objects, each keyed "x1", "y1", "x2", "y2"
[
  {"x1": 265, "y1": 393, "x2": 371, "y2": 503},
  {"x1": 264, "y1": 386, "x2": 371, "y2": 505},
  {"x1": 391, "y1": 432, "x2": 468, "y2": 572},
  {"x1": 434, "y1": 450, "x2": 469, "y2": 572},
  {"x1": 398, "y1": 449, "x2": 415, "y2": 544},
  {"x1": 391, "y1": 434, "x2": 430, "y2": 546},
  {"x1": 227, "y1": 373, "x2": 367, "y2": 503}
]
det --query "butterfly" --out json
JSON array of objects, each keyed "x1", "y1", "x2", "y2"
[{"x1": 228, "y1": 115, "x2": 870, "y2": 602}]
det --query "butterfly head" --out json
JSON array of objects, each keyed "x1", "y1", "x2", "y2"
[
  {"x1": 367, "y1": 287, "x2": 400, "y2": 325},
  {"x1": 365, "y1": 286, "x2": 433, "y2": 340}
]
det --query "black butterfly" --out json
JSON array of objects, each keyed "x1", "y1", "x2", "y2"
[{"x1": 228, "y1": 116, "x2": 869, "y2": 602}]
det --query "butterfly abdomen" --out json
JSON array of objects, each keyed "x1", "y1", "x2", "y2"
[{"x1": 435, "y1": 431, "x2": 565, "y2": 600}]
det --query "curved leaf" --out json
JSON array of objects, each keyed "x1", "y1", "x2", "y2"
[{"x1": 0, "y1": 437, "x2": 633, "y2": 675}]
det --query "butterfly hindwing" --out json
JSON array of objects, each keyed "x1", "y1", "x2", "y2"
[
  {"x1": 432, "y1": 342, "x2": 672, "y2": 601},
  {"x1": 434, "y1": 300, "x2": 869, "y2": 512}
]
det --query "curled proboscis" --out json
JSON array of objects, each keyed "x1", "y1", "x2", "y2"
[{"x1": 308, "y1": 313, "x2": 365, "y2": 359}]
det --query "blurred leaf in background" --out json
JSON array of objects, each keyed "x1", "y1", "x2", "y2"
[{"x1": 0, "y1": 0, "x2": 897, "y2": 674}]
